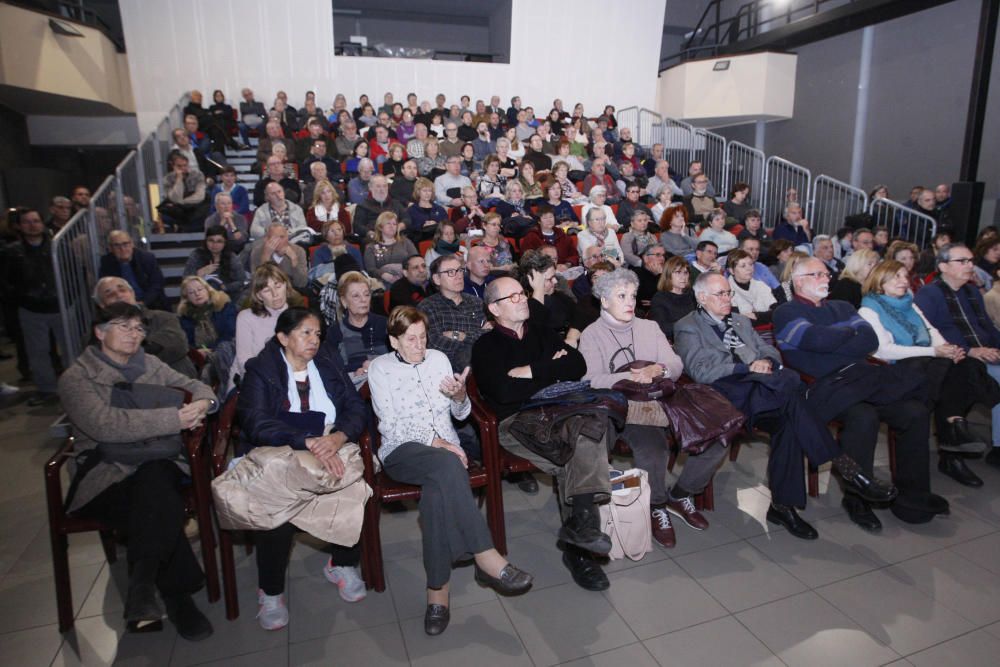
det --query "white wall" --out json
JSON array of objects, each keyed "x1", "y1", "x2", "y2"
[{"x1": 120, "y1": 0, "x2": 666, "y2": 134}]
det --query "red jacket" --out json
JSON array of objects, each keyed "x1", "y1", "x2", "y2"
[{"x1": 520, "y1": 226, "x2": 579, "y2": 266}]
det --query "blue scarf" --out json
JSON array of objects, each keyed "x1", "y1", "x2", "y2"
[{"x1": 861, "y1": 293, "x2": 930, "y2": 347}]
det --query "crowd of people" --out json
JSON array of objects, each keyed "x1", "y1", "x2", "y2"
[{"x1": 3, "y1": 87, "x2": 997, "y2": 645}]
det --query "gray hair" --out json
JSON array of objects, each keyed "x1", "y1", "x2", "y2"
[
  {"x1": 51, "y1": 195, "x2": 70, "y2": 207},
  {"x1": 936, "y1": 242, "x2": 968, "y2": 266},
  {"x1": 592, "y1": 268, "x2": 639, "y2": 301},
  {"x1": 692, "y1": 270, "x2": 725, "y2": 297},
  {"x1": 813, "y1": 234, "x2": 832, "y2": 246},
  {"x1": 585, "y1": 206, "x2": 606, "y2": 225},
  {"x1": 358, "y1": 158, "x2": 375, "y2": 172},
  {"x1": 92, "y1": 276, "x2": 133, "y2": 305},
  {"x1": 213, "y1": 191, "x2": 232, "y2": 206},
  {"x1": 588, "y1": 185, "x2": 607, "y2": 203}
]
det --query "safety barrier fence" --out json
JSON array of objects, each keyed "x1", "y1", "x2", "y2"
[
  {"x1": 693, "y1": 128, "x2": 726, "y2": 199},
  {"x1": 725, "y1": 141, "x2": 765, "y2": 210},
  {"x1": 810, "y1": 176, "x2": 869, "y2": 239},
  {"x1": 869, "y1": 197, "x2": 937, "y2": 249},
  {"x1": 761, "y1": 156, "x2": 811, "y2": 229},
  {"x1": 51, "y1": 208, "x2": 100, "y2": 362},
  {"x1": 637, "y1": 108, "x2": 663, "y2": 148}
]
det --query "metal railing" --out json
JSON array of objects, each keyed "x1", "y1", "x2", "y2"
[
  {"x1": 661, "y1": 118, "x2": 696, "y2": 174},
  {"x1": 616, "y1": 106, "x2": 639, "y2": 141},
  {"x1": 693, "y1": 128, "x2": 727, "y2": 197},
  {"x1": 762, "y1": 156, "x2": 811, "y2": 229},
  {"x1": 869, "y1": 197, "x2": 937, "y2": 249},
  {"x1": 638, "y1": 109, "x2": 664, "y2": 147},
  {"x1": 114, "y1": 151, "x2": 152, "y2": 247},
  {"x1": 809, "y1": 175, "x2": 868, "y2": 238},
  {"x1": 725, "y1": 141, "x2": 765, "y2": 210},
  {"x1": 51, "y1": 209, "x2": 100, "y2": 362}
]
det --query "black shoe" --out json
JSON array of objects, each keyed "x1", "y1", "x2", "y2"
[
  {"x1": 941, "y1": 418, "x2": 987, "y2": 454},
  {"x1": 842, "y1": 495, "x2": 882, "y2": 533},
  {"x1": 508, "y1": 472, "x2": 539, "y2": 494},
  {"x1": 925, "y1": 492, "x2": 951, "y2": 516},
  {"x1": 985, "y1": 448, "x2": 1000, "y2": 468},
  {"x1": 834, "y1": 457, "x2": 898, "y2": 503},
  {"x1": 474, "y1": 563, "x2": 533, "y2": 596},
  {"x1": 165, "y1": 594, "x2": 213, "y2": 642},
  {"x1": 558, "y1": 509, "x2": 612, "y2": 555},
  {"x1": 894, "y1": 490, "x2": 950, "y2": 517},
  {"x1": 938, "y1": 455, "x2": 984, "y2": 487},
  {"x1": 766, "y1": 503, "x2": 818, "y2": 540},
  {"x1": 26, "y1": 392, "x2": 58, "y2": 407},
  {"x1": 424, "y1": 603, "x2": 450, "y2": 636},
  {"x1": 561, "y1": 550, "x2": 609, "y2": 591}
]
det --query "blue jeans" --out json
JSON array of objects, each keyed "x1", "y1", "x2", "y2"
[{"x1": 987, "y1": 363, "x2": 1000, "y2": 446}]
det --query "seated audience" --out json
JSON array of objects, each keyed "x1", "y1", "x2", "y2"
[
  {"x1": 659, "y1": 204, "x2": 698, "y2": 256},
  {"x1": 680, "y1": 161, "x2": 716, "y2": 197},
  {"x1": 204, "y1": 191, "x2": 249, "y2": 254},
  {"x1": 516, "y1": 160, "x2": 542, "y2": 200},
  {"x1": 768, "y1": 239, "x2": 797, "y2": 283},
  {"x1": 334, "y1": 271, "x2": 388, "y2": 386},
  {"x1": 231, "y1": 263, "x2": 292, "y2": 390},
  {"x1": 236, "y1": 308, "x2": 367, "y2": 631},
  {"x1": 676, "y1": 271, "x2": 895, "y2": 539},
  {"x1": 650, "y1": 256, "x2": 697, "y2": 339},
  {"x1": 580, "y1": 269, "x2": 729, "y2": 548},
  {"x1": 633, "y1": 244, "x2": 668, "y2": 303},
  {"x1": 389, "y1": 159, "x2": 420, "y2": 203},
  {"x1": 580, "y1": 186, "x2": 620, "y2": 231},
  {"x1": 682, "y1": 173, "x2": 716, "y2": 224},
  {"x1": 727, "y1": 249, "x2": 777, "y2": 323},
  {"x1": 646, "y1": 160, "x2": 683, "y2": 202},
  {"x1": 159, "y1": 152, "x2": 209, "y2": 232},
  {"x1": 309, "y1": 220, "x2": 363, "y2": 285},
  {"x1": 353, "y1": 175, "x2": 411, "y2": 242},
  {"x1": 775, "y1": 258, "x2": 946, "y2": 528},
  {"x1": 424, "y1": 220, "x2": 467, "y2": 266},
  {"x1": 737, "y1": 209, "x2": 770, "y2": 248},
  {"x1": 369, "y1": 307, "x2": 532, "y2": 635},
  {"x1": 577, "y1": 207, "x2": 624, "y2": 267},
  {"x1": 494, "y1": 181, "x2": 535, "y2": 238},
  {"x1": 541, "y1": 180, "x2": 580, "y2": 229},
  {"x1": 974, "y1": 236, "x2": 1000, "y2": 290},
  {"x1": 364, "y1": 212, "x2": 419, "y2": 286},
  {"x1": 434, "y1": 156, "x2": 473, "y2": 207},
  {"x1": 722, "y1": 182, "x2": 752, "y2": 222},
  {"x1": 182, "y1": 225, "x2": 246, "y2": 302},
  {"x1": 519, "y1": 206, "x2": 579, "y2": 269},
  {"x1": 462, "y1": 245, "x2": 493, "y2": 300},
  {"x1": 617, "y1": 184, "x2": 653, "y2": 230},
  {"x1": 699, "y1": 208, "x2": 738, "y2": 254},
  {"x1": 471, "y1": 213, "x2": 515, "y2": 272},
  {"x1": 59, "y1": 302, "x2": 216, "y2": 640},
  {"x1": 885, "y1": 240, "x2": 922, "y2": 293},
  {"x1": 177, "y1": 276, "x2": 236, "y2": 354},
  {"x1": 772, "y1": 203, "x2": 812, "y2": 246},
  {"x1": 253, "y1": 155, "x2": 302, "y2": 207},
  {"x1": 812, "y1": 234, "x2": 845, "y2": 282},
  {"x1": 690, "y1": 240, "x2": 721, "y2": 278},
  {"x1": 250, "y1": 182, "x2": 312, "y2": 245},
  {"x1": 520, "y1": 250, "x2": 581, "y2": 345},
  {"x1": 407, "y1": 177, "x2": 449, "y2": 243},
  {"x1": 419, "y1": 255, "x2": 489, "y2": 371},
  {"x1": 734, "y1": 236, "x2": 780, "y2": 289},
  {"x1": 390, "y1": 254, "x2": 432, "y2": 309},
  {"x1": 249, "y1": 224, "x2": 308, "y2": 290},
  {"x1": 99, "y1": 230, "x2": 167, "y2": 311},
  {"x1": 305, "y1": 179, "x2": 352, "y2": 236},
  {"x1": 829, "y1": 248, "x2": 879, "y2": 309},
  {"x1": 449, "y1": 186, "x2": 487, "y2": 234},
  {"x1": 416, "y1": 140, "x2": 447, "y2": 180},
  {"x1": 208, "y1": 166, "x2": 250, "y2": 217}
]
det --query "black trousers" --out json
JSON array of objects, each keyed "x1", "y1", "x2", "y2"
[
  {"x1": 78, "y1": 460, "x2": 203, "y2": 597},
  {"x1": 837, "y1": 399, "x2": 930, "y2": 494},
  {"x1": 898, "y1": 356, "x2": 1000, "y2": 438},
  {"x1": 255, "y1": 523, "x2": 360, "y2": 596}
]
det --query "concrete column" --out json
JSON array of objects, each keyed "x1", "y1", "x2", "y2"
[{"x1": 849, "y1": 26, "x2": 874, "y2": 188}]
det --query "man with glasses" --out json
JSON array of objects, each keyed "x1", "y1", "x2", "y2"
[
  {"x1": 675, "y1": 271, "x2": 897, "y2": 539},
  {"x1": 680, "y1": 160, "x2": 717, "y2": 198},
  {"x1": 774, "y1": 258, "x2": 946, "y2": 529},
  {"x1": 419, "y1": 255, "x2": 490, "y2": 372},
  {"x1": 617, "y1": 186, "x2": 652, "y2": 228},
  {"x1": 433, "y1": 157, "x2": 472, "y2": 208},
  {"x1": 98, "y1": 230, "x2": 167, "y2": 311},
  {"x1": 438, "y1": 122, "x2": 463, "y2": 158},
  {"x1": 472, "y1": 276, "x2": 617, "y2": 592},
  {"x1": 635, "y1": 244, "x2": 667, "y2": 302},
  {"x1": 917, "y1": 243, "x2": 1000, "y2": 469}
]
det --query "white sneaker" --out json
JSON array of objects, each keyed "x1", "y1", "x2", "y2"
[
  {"x1": 256, "y1": 590, "x2": 288, "y2": 630},
  {"x1": 323, "y1": 562, "x2": 367, "y2": 602}
]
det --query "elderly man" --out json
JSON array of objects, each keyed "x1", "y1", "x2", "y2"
[
  {"x1": 812, "y1": 234, "x2": 845, "y2": 280},
  {"x1": 646, "y1": 160, "x2": 684, "y2": 201},
  {"x1": 581, "y1": 162, "x2": 619, "y2": 203},
  {"x1": 680, "y1": 160, "x2": 717, "y2": 197},
  {"x1": 676, "y1": 272, "x2": 897, "y2": 538},
  {"x1": 406, "y1": 123, "x2": 430, "y2": 159},
  {"x1": 98, "y1": 230, "x2": 167, "y2": 311},
  {"x1": 438, "y1": 121, "x2": 464, "y2": 158},
  {"x1": 239, "y1": 87, "x2": 267, "y2": 133},
  {"x1": 335, "y1": 120, "x2": 362, "y2": 160},
  {"x1": 203, "y1": 192, "x2": 249, "y2": 253},
  {"x1": 208, "y1": 166, "x2": 250, "y2": 217},
  {"x1": 463, "y1": 246, "x2": 493, "y2": 300},
  {"x1": 419, "y1": 255, "x2": 490, "y2": 372},
  {"x1": 916, "y1": 243, "x2": 1000, "y2": 470},
  {"x1": 473, "y1": 276, "x2": 617, "y2": 591},
  {"x1": 300, "y1": 137, "x2": 340, "y2": 183},
  {"x1": 253, "y1": 155, "x2": 301, "y2": 207},
  {"x1": 250, "y1": 182, "x2": 311, "y2": 244},
  {"x1": 388, "y1": 254, "x2": 431, "y2": 309},
  {"x1": 773, "y1": 203, "x2": 812, "y2": 246},
  {"x1": 159, "y1": 152, "x2": 209, "y2": 232},
  {"x1": 774, "y1": 258, "x2": 947, "y2": 529},
  {"x1": 690, "y1": 240, "x2": 721, "y2": 278},
  {"x1": 59, "y1": 301, "x2": 215, "y2": 639},
  {"x1": 634, "y1": 243, "x2": 667, "y2": 302},
  {"x1": 93, "y1": 276, "x2": 196, "y2": 378},
  {"x1": 300, "y1": 162, "x2": 328, "y2": 206},
  {"x1": 295, "y1": 119, "x2": 333, "y2": 162},
  {"x1": 248, "y1": 223, "x2": 308, "y2": 290},
  {"x1": 348, "y1": 158, "x2": 375, "y2": 205},
  {"x1": 389, "y1": 159, "x2": 419, "y2": 202},
  {"x1": 434, "y1": 156, "x2": 473, "y2": 208},
  {"x1": 48, "y1": 196, "x2": 73, "y2": 232},
  {"x1": 353, "y1": 174, "x2": 411, "y2": 242}
]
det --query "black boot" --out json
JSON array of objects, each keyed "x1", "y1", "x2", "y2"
[
  {"x1": 124, "y1": 559, "x2": 164, "y2": 632},
  {"x1": 941, "y1": 418, "x2": 987, "y2": 455},
  {"x1": 165, "y1": 593, "x2": 213, "y2": 642},
  {"x1": 938, "y1": 454, "x2": 983, "y2": 487}
]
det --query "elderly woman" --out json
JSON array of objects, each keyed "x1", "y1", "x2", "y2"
[
  {"x1": 727, "y1": 248, "x2": 777, "y2": 323},
  {"x1": 203, "y1": 190, "x2": 249, "y2": 253},
  {"x1": 231, "y1": 264, "x2": 292, "y2": 392},
  {"x1": 699, "y1": 208, "x2": 738, "y2": 254},
  {"x1": 577, "y1": 207, "x2": 624, "y2": 267},
  {"x1": 177, "y1": 276, "x2": 236, "y2": 351},
  {"x1": 579, "y1": 269, "x2": 727, "y2": 549},
  {"x1": 59, "y1": 302, "x2": 216, "y2": 639},
  {"x1": 829, "y1": 248, "x2": 880, "y2": 309},
  {"x1": 309, "y1": 219, "x2": 364, "y2": 285},
  {"x1": 424, "y1": 220, "x2": 467, "y2": 266},
  {"x1": 859, "y1": 260, "x2": 999, "y2": 487},
  {"x1": 476, "y1": 155, "x2": 507, "y2": 204},
  {"x1": 621, "y1": 209, "x2": 658, "y2": 268},
  {"x1": 416, "y1": 139, "x2": 447, "y2": 179},
  {"x1": 335, "y1": 271, "x2": 388, "y2": 386},
  {"x1": 363, "y1": 211, "x2": 419, "y2": 285},
  {"x1": 305, "y1": 179, "x2": 352, "y2": 235},
  {"x1": 495, "y1": 136, "x2": 519, "y2": 178},
  {"x1": 494, "y1": 180, "x2": 535, "y2": 238},
  {"x1": 659, "y1": 204, "x2": 698, "y2": 256},
  {"x1": 407, "y1": 177, "x2": 449, "y2": 242},
  {"x1": 237, "y1": 308, "x2": 368, "y2": 631},
  {"x1": 368, "y1": 307, "x2": 532, "y2": 635},
  {"x1": 580, "y1": 186, "x2": 620, "y2": 231},
  {"x1": 650, "y1": 256, "x2": 697, "y2": 340},
  {"x1": 182, "y1": 225, "x2": 247, "y2": 302}
]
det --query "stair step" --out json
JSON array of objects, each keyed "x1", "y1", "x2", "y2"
[
  {"x1": 152, "y1": 248, "x2": 196, "y2": 260},
  {"x1": 162, "y1": 266, "x2": 185, "y2": 278},
  {"x1": 150, "y1": 232, "x2": 206, "y2": 243}
]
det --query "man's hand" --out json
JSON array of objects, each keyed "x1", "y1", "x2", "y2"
[
  {"x1": 306, "y1": 432, "x2": 348, "y2": 478},
  {"x1": 262, "y1": 235, "x2": 281, "y2": 256},
  {"x1": 432, "y1": 437, "x2": 467, "y2": 468},
  {"x1": 969, "y1": 347, "x2": 1000, "y2": 363},
  {"x1": 749, "y1": 359, "x2": 773, "y2": 374},
  {"x1": 527, "y1": 270, "x2": 547, "y2": 298},
  {"x1": 508, "y1": 365, "x2": 532, "y2": 379}
]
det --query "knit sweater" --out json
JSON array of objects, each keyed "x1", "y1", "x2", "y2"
[
  {"x1": 232, "y1": 305, "x2": 287, "y2": 388},
  {"x1": 579, "y1": 313, "x2": 684, "y2": 388},
  {"x1": 729, "y1": 276, "x2": 776, "y2": 317},
  {"x1": 367, "y1": 349, "x2": 471, "y2": 461},
  {"x1": 773, "y1": 298, "x2": 878, "y2": 379},
  {"x1": 914, "y1": 280, "x2": 1000, "y2": 350}
]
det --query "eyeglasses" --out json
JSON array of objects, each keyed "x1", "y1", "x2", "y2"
[
  {"x1": 706, "y1": 290, "x2": 734, "y2": 299},
  {"x1": 494, "y1": 290, "x2": 527, "y2": 304},
  {"x1": 798, "y1": 271, "x2": 832, "y2": 280},
  {"x1": 111, "y1": 322, "x2": 146, "y2": 336},
  {"x1": 646, "y1": 252, "x2": 666, "y2": 258},
  {"x1": 946, "y1": 258, "x2": 974, "y2": 265},
  {"x1": 436, "y1": 267, "x2": 464, "y2": 278}
]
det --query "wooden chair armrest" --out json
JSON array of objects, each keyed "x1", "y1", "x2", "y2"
[
  {"x1": 357, "y1": 430, "x2": 380, "y2": 487},
  {"x1": 44, "y1": 438, "x2": 76, "y2": 518}
]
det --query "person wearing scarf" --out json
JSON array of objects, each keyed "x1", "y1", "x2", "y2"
[{"x1": 864, "y1": 260, "x2": 1000, "y2": 488}]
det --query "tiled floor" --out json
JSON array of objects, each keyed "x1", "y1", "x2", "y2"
[{"x1": 3, "y1": 375, "x2": 1000, "y2": 667}]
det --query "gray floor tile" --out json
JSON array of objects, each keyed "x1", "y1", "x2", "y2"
[
  {"x1": 674, "y1": 541, "x2": 808, "y2": 612},
  {"x1": 816, "y1": 569, "x2": 975, "y2": 655},
  {"x1": 747, "y1": 525, "x2": 883, "y2": 588},
  {"x1": 0, "y1": 562, "x2": 103, "y2": 633},
  {"x1": 400, "y1": 599, "x2": 532, "y2": 667},
  {"x1": 887, "y1": 548, "x2": 1000, "y2": 625},
  {"x1": 906, "y1": 628, "x2": 1000, "y2": 666},
  {"x1": 383, "y1": 554, "x2": 496, "y2": 620},
  {"x1": 643, "y1": 616, "x2": 783, "y2": 667},
  {"x1": 603, "y1": 559, "x2": 728, "y2": 639},
  {"x1": 0, "y1": 623, "x2": 65, "y2": 667},
  {"x1": 736, "y1": 591, "x2": 899, "y2": 667},
  {"x1": 289, "y1": 622, "x2": 408, "y2": 666},
  {"x1": 7, "y1": 525, "x2": 111, "y2": 577},
  {"x1": 287, "y1": 572, "x2": 398, "y2": 644},
  {"x1": 503, "y1": 582, "x2": 637, "y2": 666},
  {"x1": 195, "y1": 646, "x2": 288, "y2": 666},
  {"x1": 948, "y1": 531, "x2": 1000, "y2": 575},
  {"x1": 502, "y1": 531, "x2": 575, "y2": 591},
  {"x1": 51, "y1": 612, "x2": 176, "y2": 666},
  {"x1": 557, "y1": 641, "x2": 660, "y2": 667},
  {"x1": 661, "y1": 515, "x2": 744, "y2": 558},
  {"x1": 78, "y1": 561, "x2": 127, "y2": 619}
]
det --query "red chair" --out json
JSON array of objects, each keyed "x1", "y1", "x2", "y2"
[
  {"x1": 46, "y1": 393, "x2": 220, "y2": 632},
  {"x1": 418, "y1": 239, "x2": 434, "y2": 256},
  {"x1": 382, "y1": 290, "x2": 392, "y2": 315},
  {"x1": 212, "y1": 392, "x2": 243, "y2": 620}
]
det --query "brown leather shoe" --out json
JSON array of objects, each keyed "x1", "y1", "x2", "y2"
[
  {"x1": 651, "y1": 507, "x2": 676, "y2": 548},
  {"x1": 665, "y1": 494, "x2": 709, "y2": 531}
]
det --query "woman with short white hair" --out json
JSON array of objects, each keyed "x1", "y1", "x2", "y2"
[{"x1": 580, "y1": 185, "x2": 620, "y2": 231}]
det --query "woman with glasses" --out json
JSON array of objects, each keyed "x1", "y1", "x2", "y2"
[
  {"x1": 727, "y1": 249, "x2": 777, "y2": 324},
  {"x1": 579, "y1": 269, "x2": 725, "y2": 549},
  {"x1": 650, "y1": 257, "x2": 697, "y2": 340}
]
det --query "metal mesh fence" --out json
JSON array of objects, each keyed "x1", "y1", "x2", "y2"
[
  {"x1": 725, "y1": 141, "x2": 765, "y2": 211},
  {"x1": 809, "y1": 175, "x2": 869, "y2": 239},
  {"x1": 51, "y1": 209, "x2": 100, "y2": 361},
  {"x1": 661, "y1": 118, "x2": 695, "y2": 175},
  {"x1": 762, "y1": 156, "x2": 811, "y2": 230},
  {"x1": 869, "y1": 198, "x2": 937, "y2": 249},
  {"x1": 693, "y1": 128, "x2": 726, "y2": 197}
]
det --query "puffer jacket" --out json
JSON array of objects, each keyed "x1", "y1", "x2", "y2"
[{"x1": 5, "y1": 235, "x2": 59, "y2": 313}]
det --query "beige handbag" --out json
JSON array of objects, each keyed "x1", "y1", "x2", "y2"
[{"x1": 599, "y1": 468, "x2": 653, "y2": 560}]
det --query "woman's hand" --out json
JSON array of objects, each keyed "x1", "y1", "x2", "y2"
[
  {"x1": 197, "y1": 262, "x2": 219, "y2": 277},
  {"x1": 432, "y1": 437, "x2": 467, "y2": 468},
  {"x1": 306, "y1": 432, "x2": 347, "y2": 478},
  {"x1": 177, "y1": 400, "x2": 211, "y2": 430},
  {"x1": 439, "y1": 367, "x2": 470, "y2": 402},
  {"x1": 629, "y1": 363, "x2": 665, "y2": 384}
]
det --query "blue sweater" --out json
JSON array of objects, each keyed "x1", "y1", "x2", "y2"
[
  {"x1": 407, "y1": 203, "x2": 449, "y2": 233},
  {"x1": 773, "y1": 298, "x2": 878, "y2": 379},
  {"x1": 914, "y1": 281, "x2": 1000, "y2": 350}
]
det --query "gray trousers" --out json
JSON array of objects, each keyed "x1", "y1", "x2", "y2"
[
  {"x1": 19, "y1": 308, "x2": 66, "y2": 394},
  {"x1": 382, "y1": 442, "x2": 494, "y2": 589},
  {"x1": 621, "y1": 424, "x2": 727, "y2": 506},
  {"x1": 498, "y1": 414, "x2": 612, "y2": 508}
]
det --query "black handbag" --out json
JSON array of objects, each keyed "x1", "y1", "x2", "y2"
[{"x1": 611, "y1": 360, "x2": 677, "y2": 402}]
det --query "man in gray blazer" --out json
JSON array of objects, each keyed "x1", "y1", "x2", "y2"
[{"x1": 673, "y1": 272, "x2": 897, "y2": 540}]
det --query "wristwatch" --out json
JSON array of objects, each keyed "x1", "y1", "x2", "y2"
[{"x1": 451, "y1": 331, "x2": 460, "y2": 340}]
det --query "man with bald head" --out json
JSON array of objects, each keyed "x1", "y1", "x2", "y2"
[
  {"x1": 463, "y1": 246, "x2": 493, "y2": 300},
  {"x1": 253, "y1": 154, "x2": 301, "y2": 207},
  {"x1": 98, "y1": 230, "x2": 167, "y2": 310},
  {"x1": 774, "y1": 258, "x2": 945, "y2": 530},
  {"x1": 93, "y1": 276, "x2": 196, "y2": 378},
  {"x1": 353, "y1": 174, "x2": 411, "y2": 242},
  {"x1": 675, "y1": 271, "x2": 896, "y2": 539},
  {"x1": 250, "y1": 181, "x2": 311, "y2": 244}
]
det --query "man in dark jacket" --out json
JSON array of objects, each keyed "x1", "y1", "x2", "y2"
[
  {"x1": 99, "y1": 230, "x2": 167, "y2": 311},
  {"x1": 5, "y1": 209, "x2": 64, "y2": 405},
  {"x1": 472, "y1": 276, "x2": 614, "y2": 593},
  {"x1": 352, "y1": 175, "x2": 411, "y2": 242},
  {"x1": 388, "y1": 255, "x2": 430, "y2": 309},
  {"x1": 253, "y1": 155, "x2": 302, "y2": 207},
  {"x1": 774, "y1": 258, "x2": 946, "y2": 530}
]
